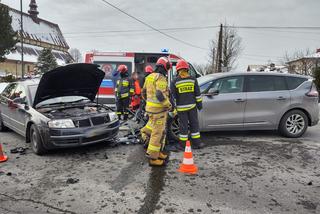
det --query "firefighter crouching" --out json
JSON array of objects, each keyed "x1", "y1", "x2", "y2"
[
  {"x1": 140, "y1": 57, "x2": 172, "y2": 166},
  {"x1": 115, "y1": 65, "x2": 134, "y2": 121},
  {"x1": 171, "y1": 59, "x2": 205, "y2": 150}
]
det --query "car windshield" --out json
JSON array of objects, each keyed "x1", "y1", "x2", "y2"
[
  {"x1": 28, "y1": 84, "x2": 90, "y2": 107},
  {"x1": 0, "y1": 83, "x2": 8, "y2": 93}
]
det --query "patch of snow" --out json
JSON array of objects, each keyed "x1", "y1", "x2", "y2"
[{"x1": 6, "y1": 43, "x2": 68, "y2": 66}]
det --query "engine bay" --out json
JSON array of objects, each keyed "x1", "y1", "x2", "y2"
[{"x1": 38, "y1": 104, "x2": 111, "y2": 119}]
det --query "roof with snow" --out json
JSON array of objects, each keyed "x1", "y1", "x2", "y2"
[
  {"x1": 1, "y1": 2, "x2": 71, "y2": 65},
  {"x1": 7, "y1": 44, "x2": 70, "y2": 66},
  {"x1": 8, "y1": 6, "x2": 69, "y2": 49},
  {"x1": 287, "y1": 51, "x2": 320, "y2": 64}
]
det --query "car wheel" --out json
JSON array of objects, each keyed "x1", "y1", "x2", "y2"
[
  {"x1": 30, "y1": 124, "x2": 46, "y2": 155},
  {"x1": 0, "y1": 113, "x2": 8, "y2": 132},
  {"x1": 167, "y1": 115, "x2": 180, "y2": 142},
  {"x1": 279, "y1": 110, "x2": 308, "y2": 138}
]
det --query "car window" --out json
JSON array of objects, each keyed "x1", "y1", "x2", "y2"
[
  {"x1": 12, "y1": 84, "x2": 27, "y2": 101},
  {"x1": 285, "y1": 76, "x2": 308, "y2": 90},
  {"x1": 210, "y1": 76, "x2": 244, "y2": 94},
  {"x1": 171, "y1": 63, "x2": 199, "y2": 80},
  {"x1": 94, "y1": 61, "x2": 133, "y2": 79},
  {"x1": 188, "y1": 63, "x2": 197, "y2": 78},
  {"x1": 273, "y1": 76, "x2": 287, "y2": 91},
  {"x1": 0, "y1": 83, "x2": 8, "y2": 93},
  {"x1": 1, "y1": 83, "x2": 17, "y2": 99},
  {"x1": 200, "y1": 81, "x2": 212, "y2": 93},
  {"x1": 247, "y1": 75, "x2": 287, "y2": 92},
  {"x1": 28, "y1": 84, "x2": 38, "y2": 104}
]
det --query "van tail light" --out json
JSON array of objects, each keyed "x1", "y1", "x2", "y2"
[{"x1": 306, "y1": 84, "x2": 319, "y2": 97}]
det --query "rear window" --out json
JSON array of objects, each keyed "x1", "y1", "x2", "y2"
[
  {"x1": 285, "y1": 77, "x2": 308, "y2": 90},
  {"x1": 246, "y1": 75, "x2": 287, "y2": 92},
  {"x1": 94, "y1": 61, "x2": 132, "y2": 79}
]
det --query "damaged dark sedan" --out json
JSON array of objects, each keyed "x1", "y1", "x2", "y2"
[{"x1": 0, "y1": 63, "x2": 119, "y2": 155}]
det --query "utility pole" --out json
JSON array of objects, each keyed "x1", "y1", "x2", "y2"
[
  {"x1": 215, "y1": 24, "x2": 223, "y2": 73},
  {"x1": 20, "y1": 0, "x2": 24, "y2": 79}
]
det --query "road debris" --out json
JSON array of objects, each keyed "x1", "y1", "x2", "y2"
[
  {"x1": 10, "y1": 147, "x2": 28, "y2": 155},
  {"x1": 66, "y1": 178, "x2": 79, "y2": 184}
]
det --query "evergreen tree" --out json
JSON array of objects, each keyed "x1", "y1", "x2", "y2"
[
  {"x1": 0, "y1": 4, "x2": 17, "y2": 62},
  {"x1": 37, "y1": 48, "x2": 58, "y2": 74}
]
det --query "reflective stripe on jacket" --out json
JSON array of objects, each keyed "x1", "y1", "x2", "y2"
[
  {"x1": 115, "y1": 77, "x2": 134, "y2": 99},
  {"x1": 171, "y1": 71, "x2": 202, "y2": 112},
  {"x1": 143, "y1": 73, "x2": 171, "y2": 113}
]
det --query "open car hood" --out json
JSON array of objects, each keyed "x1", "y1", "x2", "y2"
[{"x1": 33, "y1": 63, "x2": 105, "y2": 107}]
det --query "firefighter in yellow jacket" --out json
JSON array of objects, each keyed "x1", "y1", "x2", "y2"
[{"x1": 141, "y1": 57, "x2": 172, "y2": 166}]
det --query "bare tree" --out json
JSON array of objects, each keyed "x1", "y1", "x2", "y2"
[
  {"x1": 69, "y1": 48, "x2": 82, "y2": 63},
  {"x1": 207, "y1": 40, "x2": 215, "y2": 74},
  {"x1": 221, "y1": 26, "x2": 243, "y2": 72},
  {"x1": 193, "y1": 63, "x2": 210, "y2": 76},
  {"x1": 209, "y1": 23, "x2": 243, "y2": 73}
]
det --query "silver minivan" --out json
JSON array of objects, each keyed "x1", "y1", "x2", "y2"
[{"x1": 169, "y1": 72, "x2": 319, "y2": 138}]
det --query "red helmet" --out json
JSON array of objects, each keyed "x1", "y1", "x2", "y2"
[
  {"x1": 145, "y1": 65, "x2": 153, "y2": 74},
  {"x1": 156, "y1": 57, "x2": 172, "y2": 72},
  {"x1": 176, "y1": 59, "x2": 189, "y2": 71},
  {"x1": 117, "y1": 64, "x2": 128, "y2": 73}
]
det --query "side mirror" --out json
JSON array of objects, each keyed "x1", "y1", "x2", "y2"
[
  {"x1": 13, "y1": 97, "x2": 24, "y2": 104},
  {"x1": 195, "y1": 73, "x2": 201, "y2": 78},
  {"x1": 204, "y1": 89, "x2": 219, "y2": 97}
]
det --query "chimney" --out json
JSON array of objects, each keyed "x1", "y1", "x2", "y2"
[{"x1": 28, "y1": 0, "x2": 39, "y2": 21}]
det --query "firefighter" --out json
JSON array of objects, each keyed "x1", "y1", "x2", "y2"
[
  {"x1": 139, "y1": 65, "x2": 154, "y2": 111},
  {"x1": 140, "y1": 65, "x2": 154, "y2": 89},
  {"x1": 131, "y1": 71, "x2": 141, "y2": 111},
  {"x1": 171, "y1": 59, "x2": 204, "y2": 150},
  {"x1": 140, "y1": 57, "x2": 172, "y2": 166},
  {"x1": 115, "y1": 65, "x2": 134, "y2": 120}
]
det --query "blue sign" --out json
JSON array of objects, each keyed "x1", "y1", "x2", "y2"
[{"x1": 161, "y1": 48, "x2": 169, "y2": 53}]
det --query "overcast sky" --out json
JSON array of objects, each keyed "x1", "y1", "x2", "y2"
[{"x1": 2, "y1": 0, "x2": 320, "y2": 71}]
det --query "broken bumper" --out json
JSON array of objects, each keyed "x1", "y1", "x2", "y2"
[{"x1": 40, "y1": 120, "x2": 120, "y2": 149}]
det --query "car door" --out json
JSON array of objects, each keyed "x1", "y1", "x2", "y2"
[
  {"x1": 0, "y1": 83, "x2": 17, "y2": 129},
  {"x1": 244, "y1": 75, "x2": 291, "y2": 129},
  {"x1": 9, "y1": 84, "x2": 28, "y2": 136},
  {"x1": 200, "y1": 75, "x2": 246, "y2": 130}
]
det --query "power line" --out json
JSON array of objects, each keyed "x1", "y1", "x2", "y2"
[
  {"x1": 63, "y1": 25, "x2": 220, "y2": 35},
  {"x1": 227, "y1": 26, "x2": 320, "y2": 30},
  {"x1": 98, "y1": 0, "x2": 208, "y2": 50}
]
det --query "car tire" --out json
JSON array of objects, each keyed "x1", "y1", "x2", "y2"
[
  {"x1": 30, "y1": 124, "x2": 46, "y2": 155},
  {"x1": 279, "y1": 110, "x2": 308, "y2": 138},
  {"x1": 167, "y1": 115, "x2": 180, "y2": 142},
  {"x1": 0, "y1": 113, "x2": 8, "y2": 132}
]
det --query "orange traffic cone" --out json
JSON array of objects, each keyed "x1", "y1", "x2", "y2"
[
  {"x1": 178, "y1": 140, "x2": 198, "y2": 174},
  {"x1": 0, "y1": 143, "x2": 8, "y2": 163}
]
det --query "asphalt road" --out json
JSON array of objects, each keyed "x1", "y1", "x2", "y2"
[{"x1": 0, "y1": 124, "x2": 319, "y2": 214}]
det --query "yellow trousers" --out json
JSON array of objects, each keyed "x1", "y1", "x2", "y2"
[{"x1": 141, "y1": 112, "x2": 167, "y2": 159}]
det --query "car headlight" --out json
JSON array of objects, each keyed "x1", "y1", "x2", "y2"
[
  {"x1": 108, "y1": 112, "x2": 118, "y2": 122},
  {"x1": 48, "y1": 119, "x2": 75, "y2": 128}
]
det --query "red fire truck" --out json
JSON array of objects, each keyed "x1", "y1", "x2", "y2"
[{"x1": 84, "y1": 51, "x2": 201, "y2": 105}]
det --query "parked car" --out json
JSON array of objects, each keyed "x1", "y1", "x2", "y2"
[
  {"x1": 0, "y1": 82, "x2": 8, "y2": 93},
  {"x1": 168, "y1": 72, "x2": 319, "y2": 139},
  {"x1": 0, "y1": 63, "x2": 119, "y2": 155}
]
